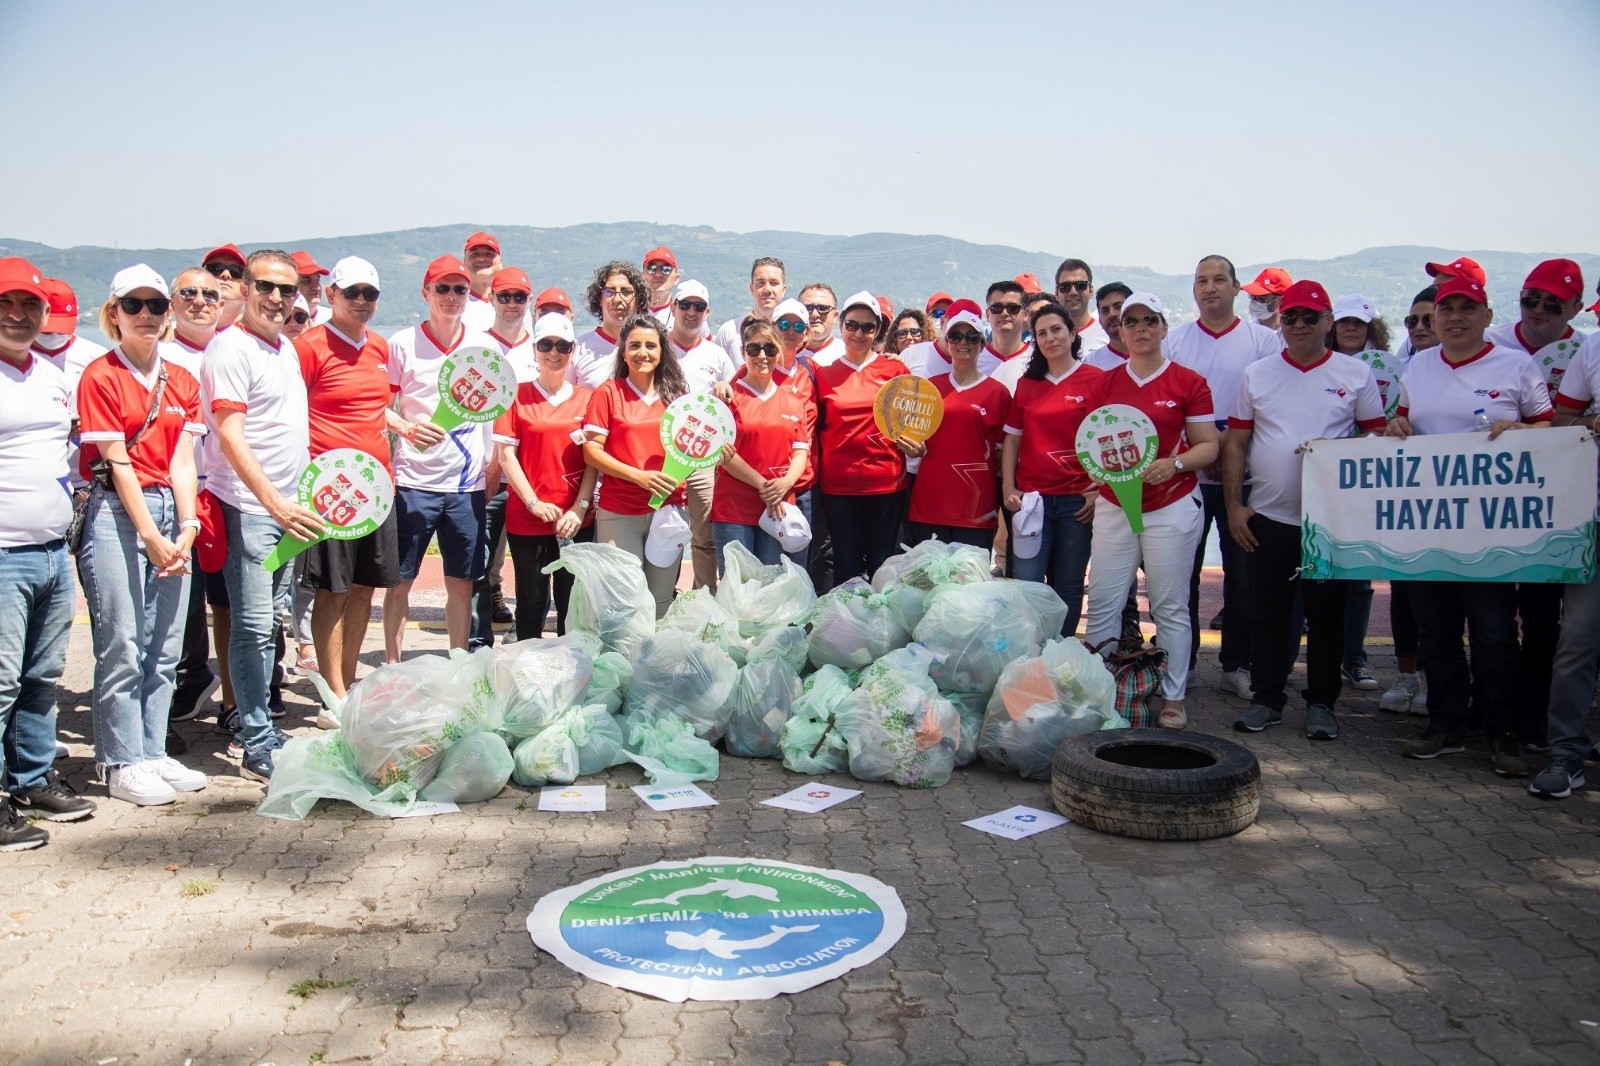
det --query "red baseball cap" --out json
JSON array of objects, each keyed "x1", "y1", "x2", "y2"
[
  {"x1": 491, "y1": 267, "x2": 532, "y2": 294},
  {"x1": 1522, "y1": 258, "x2": 1585, "y2": 302},
  {"x1": 1424, "y1": 255, "x2": 1486, "y2": 285},
  {"x1": 925, "y1": 291, "x2": 954, "y2": 314},
  {"x1": 0, "y1": 257, "x2": 49, "y2": 303},
  {"x1": 1241, "y1": 267, "x2": 1293, "y2": 297},
  {"x1": 464, "y1": 231, "x2": 500, "y2": 254},
  {"x1": 877, "y1": 295, "x2": 895, "y2": 320},
  {"x1": 643, "y1": 246, "x2": 677, "y2": 269},
  {"x1": 1434, "y1": 275, "x2": 1487, "y2": 305},
  {"x1": 290, "y1": 251, "x2": 328, "y2": 277},
  {"x1": 423, "y1": 255, "x2": 469, "y2": 286},
  {"x1": 534, "y1": 286, "x2": 573, "y2": 312},
  {"x1": 1278, "y1": 280, "x2": 1332, "y2": 314},
  {"x1": 40, "y1": 279, "x2": 79, "y2": 334},
  {"x1": 202, "y1": 243, "x2": 246, "y2": 268},
  {"x1": 1014, "y1": 272, "x2": 1043, "y2": 294}
]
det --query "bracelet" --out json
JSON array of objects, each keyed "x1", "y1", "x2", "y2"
[{"x1": 180, "y1": 519, "x2": 201, "y2": 532}]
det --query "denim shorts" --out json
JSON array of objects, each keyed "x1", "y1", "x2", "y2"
[{"x1": 395, "y1": 487, "x2": 486, "y2": 581}]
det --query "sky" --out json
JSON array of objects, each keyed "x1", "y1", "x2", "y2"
[{"x1": 2, "y1": 0, "x2": 1597, "y2": 275}]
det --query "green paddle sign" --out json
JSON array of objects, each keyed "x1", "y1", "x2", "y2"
[
  {"x1": 262, "y1": 448, "x2": 394, "y2": 570},
  {"x1": 650, "y1": 393, "x2": 737, "y2": 509},
  {"x1": 430, "y1": 345, "x2": 517, "y2": 433},
  {"x1": 1075, "y1": 404, "x2": 1160, "y2": 533}
]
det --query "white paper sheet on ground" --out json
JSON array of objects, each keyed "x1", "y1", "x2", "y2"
[
  {"x1": 761, "y1": 783, "x2": 863, "y2": 813},
  {"x1": 391, "y1": 801, "x2": 461, "y2": 818},
  {"x1": 632, "y1": 783, "x2": 717, "y2": 811},
  {"x1": 962, "y1": 805, "x2": 1069, "y2": 840},
  {"x1": 539, "y1": 785, "x2": 607, "y2": 812}
]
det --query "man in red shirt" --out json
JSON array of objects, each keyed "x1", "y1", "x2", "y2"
[{"x1": 293, "y1": 257, "x2": 401, "y2": 704}]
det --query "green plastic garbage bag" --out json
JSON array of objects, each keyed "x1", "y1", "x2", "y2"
[
  {"x1": 489, "y1": 634, "x2": 595, "y2": 739},
  {"x1": 715, "y1": 540, "x2": 818, "y2": 637},
  {"x1": 835, "y1": 644, "x2": 961, "y2": 789},
  {"x1": 511, "y1": 703, "x2": 628, "y2": 786},
  {"x1": 584, "y1": 651, "x2": 632, "y2": 715},
  {"x1": 913, "y1": 580, "x2": 1069, "y2": 694},
  {"x1": 624, "y1": 629, "x2": 738, "y2": 741},
  {"x1": 869, "y1": 540, "x2": 994, "y2": 630},
  {"x1": 979, "y1": 637, "x2": 1124, "y2": 779},
  {"x1": 419, "y1": 731, "x2": 514, "y2": 803},
  {"x1": 807, "y1": 578, "x2": 920, "y2": 670},
  {"x1": 621, "y1": 711, "x2": 720, "y2": 785},
  {"x1": 543, "y1": 542, "x2": 655, "y2": 656},
  {"x1": 779, "y1": 664, "x2": 854, "y2": 775},
  {"x1": 341, "y1": 648, "x2": 498, "y2": 792},
  {"x1": 258, "y1": 732, "x2": 418, "y2": 821},
  {"x1": 722, "y1": 633, "x2": 805, "y2": 759}
]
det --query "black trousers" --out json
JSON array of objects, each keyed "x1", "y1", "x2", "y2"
[
  {"x1": 821, "y1": 490, "x2": 907, "y2": 591},
  {"x1": 506, "y1": 525, "x2": 594, "y2": 641},
  {"x1": 1244, "y1": 515, "x2": 1347, "y2": 712},
  {"x1": 1409, "y1": 580, "x2": 1523, "y2": 738}
]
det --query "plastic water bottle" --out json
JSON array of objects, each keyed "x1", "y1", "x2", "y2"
[{"x1": 1472, "y1": 408, "x2": 1493, "y2": 431}]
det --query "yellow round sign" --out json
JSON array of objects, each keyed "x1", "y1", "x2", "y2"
[{"x1": 873, "y1": 376, "x2": 945, "y2": 444}]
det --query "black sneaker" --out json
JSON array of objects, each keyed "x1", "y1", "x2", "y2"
[
  {"x1": 168, "y1": 673, "x2": 218, "y2": 722},
  {"x1": 1404, "y1": 728, "x2": 1465, "y2": 760},
  {"x1": 491, "y1": 587, "x2": 514, "y2": 625},
  {"x1": 12, "y1": 771, "x2": 97, "y2": 822},
  {"x1": 0, "y1": 797, "x2": 49, "y2": 850},
  {"x1": 165, "y1": 725, "x2": 188, "y2": 756},
  {"x1": 268, "y1": 692, "x2": 287, "y2": 721},
  {"x1": 1491, "y1": 733, "x2": 1529, "y2": 777},
  {"x1": 216, "y1": 706, "x2": 240, "y2": 735},
  {"x1": 1529, "y1": 756, "x2": 1586, "y2": 799}
]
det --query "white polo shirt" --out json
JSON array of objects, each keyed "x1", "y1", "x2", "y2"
[
  {"x1": 1084, "y1": 344, "x2": 1129, "y2": 372},
  {"x1": 1485, "y1": 322, "x2": 1590, "y2": 395},
  {"x1": 1076, "y1": 317, "x2": 1110, "y2": 356},
  {"x1": 673, "y1": 335, "x2": 735, "y2": 394},
  {"x1": 159, "y1": 334, "x2": 213, "y2": 482},
  {"x1": 568, "y1": 325, "x2": 619, "y2": 390},
  {"x1": 801, "y1": 335, "x2": 846, "y2": 367},
  {"x1": 486, "y1": 327, "x2": 535, "y2": 384},
  {"x1": 200, "y1": 323, "x2": 310, "y2": 515},
  {"x1": 1228, "y1": 350, "x2": 1387, "y2": 526},
  {"x1": 1550, "y1": 331, "x2": 1600, "y2": 507},
  {"x1": 1396, "y1": 343, "x2": 1554, "y2": 435},
  {"x1": 387, "y1": 321, "x2": 495, "y2": 493},
  {"x1": 0, "y1": 353, "x2": 72, "y2": 547},
  {"x1": 1164, "y1": 316, "x2": 1279, "y2": 422},
  {"x1": 461, "y1": 295, "x2": 495, "y2": 335}
]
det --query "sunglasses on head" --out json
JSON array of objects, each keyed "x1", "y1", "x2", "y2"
[
  {"x1": 894, "y1": 327, "x2": 924, "y2": 340},
  {"x1": 535, "y1": 338, "x2": 574, "y2": 354},
  {"x1": 946, "y1": 330, "x2": 983, "y2": 345},
  {"x1": 117, "y1": 296, "x2": 170, "y2": 316},
  {"x1": 176, "y1": 286, "x2": 220, "y2": 305},
  {"x1": 1403, "y1": 313, "x2": 1433, "y2": 330},
  {"x1": 601, "y1": 287, "x2": 636, "y2": 300},
  {"x1": 339, "y1": 285, "x2": 380, "y2": 303},
  {"x1": 250, "y1": 279, "x2": 298, "y2": 299},
  {"x1": 988, "y1": 302, "x2": 1023, "y2": 316},
  {"x1": 1056, "y1": 279, "x2": 1091, "y2": 293},
  {"x1": 205, "y1": 261, "x2": 244, "y2": 280},
  {"x1": 645, "y1": 263, "x2": 675, "y2": 275},
  {"x1": 432, "y1": 283, "x2": 469, "y2": 296},
  {"x1": 777, "y1": 319, "x2": 806, "y2": 333},
  {"x1": 1521, "y1": 293, "x2": 1568, "y2": 316},
  {"x1": 1122, "y1": 314, "x2": 1162, "y2": 329},
  {"x1": 743, "y1": 342, "x2": 779, "y2": 358},
  {"x1": 288, "y1": 310, "x2": 310, "y2": 325},
  {"x1": 841, "y1": 319, "x2": 878, "y2": 334},
  {"x1": 1279, "y1": 309, "x2": 1326, "y2": 326},
  {"x1": 495, "y1": 292, "x2": 529, "y2": 304},
  {"x1": 675, "y1": 299, "x2": 707, "y2": 313}
]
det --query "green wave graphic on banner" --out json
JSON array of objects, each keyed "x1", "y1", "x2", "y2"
[{"x1": 1300, "y1": 518, "x2": 1596, "y2": 583}]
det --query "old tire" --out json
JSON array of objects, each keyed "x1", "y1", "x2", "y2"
[{"x1": 1050, "y1": 728, "x2": 1260, "y2": 841}]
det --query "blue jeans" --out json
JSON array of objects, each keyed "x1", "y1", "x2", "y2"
[
  {"x1": 222, "y1": 501, "x2": 290, "y2": 758},
  {"x1": 78, "y1": 486, "x2": 188, "y2": 769},
  {"x1": 0, "y1": 539, "x2": 74, "y2": 792},
  {"x1": 1548, "y1": 574, "x2": 1600, "y2": 761},
  {"x1": 712, "y1": 521, "x2": 798, "y2": 568},
  {"x1": 1010, "y1": 494, "x2": 1093, "y2": 637}
]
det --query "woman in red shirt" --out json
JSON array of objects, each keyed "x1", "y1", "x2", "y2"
[
  {"x1": 910, "y1": 306, "x2": 1013, "y2": 548},
  {"x1": 1080, "y1": 293, "x2": 1218, "y2": 728},
  {"x1": 77, "y1": 265, "x2": 209, "y2": 805},
  {"x1": 581, "y1": 315, "x2": 689, "y2": 617},
  {"x1": 999, "y1": 302, "x2": 1104, "y2": 634},
  {"x1": 713, "y1": 319, "x2": 815, "y2": 565},
  {"x1": 813, "y1": 291, "x2": 912, "y2": 587},
  {"x1": 493, "y1": 313, "x2": 598, "y2": 640}
]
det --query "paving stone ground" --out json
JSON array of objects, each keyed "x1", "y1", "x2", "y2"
[{"x1": 6, "y1": 610, "x2": 1600, "y2": 1065}]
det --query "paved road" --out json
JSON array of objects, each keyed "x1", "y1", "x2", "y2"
[{"x1": 6, "y1": 617, "x2": 1597, "y2": 1065}]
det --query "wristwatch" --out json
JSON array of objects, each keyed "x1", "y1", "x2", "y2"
[{"x1": 1173, "y1": 457, "x2": 1186, "y2": 472}]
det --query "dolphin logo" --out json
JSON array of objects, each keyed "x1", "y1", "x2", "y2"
[
  {"x1": 634, "y1": 878, "x2": 782, "y2": 908},
  {"x1": 663, "y1": 924, "x2": 821, "y2": 960}
]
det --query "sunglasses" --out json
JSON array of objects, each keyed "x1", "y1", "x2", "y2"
[
  {"x1": 176, "y1": 286, "x2": 220, "y2": 305},
  {"x1": 1279, "y1": 309, "x2": 1326, "y2": 326},
  {"x1": 988, "y1": 302, "x2": 1023, "y2": 316},
  {"x1": 432, "y1": 283, "x2": 469, "y2": 296},
  {"x1": 929, "y1": 307, "x2": 947, "y2": 319},
  {"x1": 205, "y1": 262, "x2": 244, "y2": 280},
  {"x1": 1056, "y1": 279, "x2": 1091, "y2": 293},
  {"x1": 1122, "y1": 314, "x2": 1162, "y2": 329},
  {"x1": 1521, "y1": 294, "x2": 1568, "y2": 315},
  {"x1": 675, "y1": 299, "x2": 707, "y2": 313},
  {"x1": 288, "y1": 310, "x2": 310, "y2": 325},
  {"x1": 946, "y1": 330, "x2": 983, "y2": 345},
  {"x1": 645, "y1": 263, "x2": 675, "y2": 275},
  {"x1": 894, "y1": 327, "x2": 924, "y2": 341},
  {"x1": 1403, "y1": 313, "x2": 1433, "y2": 330},
  {"x1": 601, "y1": 287, "x2": 636, "y2": 300},
  {"x1": 841, "y1": 319, "x2": 878, "y2": 334},
  {"x1": 495, "y1": 292, "x2": 529, "y2": 304},
  {"x1": 777, "y1": 319, "x2": 806, "y2": 333},
  {"x1": 743, "y1": 342, "x2": 779, "y2": 358},
  {"x1": 340, "y1": 285, "x2": 380, "y2": 302},
  {"x1": 804, "y1": 303, "x2": 835, "y2": 316},
  {"x1": 535, "y1": 339, "x2": 574, "y2": 354},
  {"x1": 116, "y1": 296, "x2": 171, "y2": 316},
  {"x1": 250, "y1": 279, "x2": 298, "y2": 299}
]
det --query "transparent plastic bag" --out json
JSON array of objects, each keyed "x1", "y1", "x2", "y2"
[
  {"x1": 660, "y1": 587, "x2": 739, "y2": 645},
  {"x1": 341, "y1": 648, "x2": 499, "y2": 791},
  {"x1": 258, "y1": 732, "x2": 418, "y2": 820},
  {"x1": 419, "y1": 731, "x2": 514, "y2": 802},
  {"x1": 715, "y1": 540, "x2": 819, "y2": 637},
  {"x1": 543, "y1": 541, "x2": 656, "y2": 656},
  {"x1": 490, "y1": 633, "x2": 595, "y2": 739},
  {"x1": 913, "y1": 580, "x2": 1070, "y2": 694},
  {"x1": 585, "y1": 651, "x2": 632, "y2": 715},
  {"x1": 979, "y1": 638, "x2": 1126, "y2": 779},
  {"x1": 779, "y1": 664, "x2": 854, "y2": 774},
  {"x1": 942, "y1": 690, "x2": 990, "y2": 768},
  {"x1": 510, "y1": 703, "x2": 627, "y2": 786},
  {"x1": 835, "y1": 644, "x2": 961, "y2": 788},
  {"x1": 723, "y1": 642, "x2": 804, "y2": 759},
  {"x1": 622, "y1": 711, "x2": 720, "y2": 785},
  {"x1": 871, "y1": 539, "x2": 993, "y2": 593},
  {"x1": 624, "y1": 630, "x2": 739, "y2": 741},
  {"x1": 807, "y1": 578, "x2": 920, "y2": 670}
]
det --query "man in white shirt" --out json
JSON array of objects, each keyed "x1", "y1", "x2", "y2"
[
  {"x1": 796, "y1": 283, "x2": 845, "y2": 366},
  {"x1": 1241, "y1": 267, "x2": 1292, "y2": 331},
  {"x1": 1085, "y1": 283, "x2": 1133, "y2": 370},
  {"x1": 290, "y1": 251, "x2": 331, "y2": 325},
  {"x1": 202, "y1": 243, "x2": 248, "y2": 331},
  {"x1": 1052, "y1": 258, "x2": 1110, "y2": 355},
  {"x1": 201, "y1": 249, "x2": 322, "y2": 782},
  {"x1": 32, "y1": 278, "x2": 107, "y2": 384},
  {"x1": 1166, "y1": 254, "x2": 1281, "y2": 699},
  {"x1": 461, "y1": 231, "x2": 502, "y2": 334},
  {"x1": 643, "y1": 246, "x2": 680, "y2": 325},
  {"x1": 713, "y1": 257, "x2": 786, "y2": 360},
  {"x1": 668, "y1": 279, "x2": 735, "y2": 590},
  {"x1": 382, "y1": 255, "x2": 497, "y2": 661},
  {"x1": 1223, "y1": 281, "x2": 1386, "y2": 742}
]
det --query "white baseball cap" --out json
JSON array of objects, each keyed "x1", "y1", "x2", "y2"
[
  {"x1": 1121, "y1": 292, "x2": 1165, "y2": 317},
  {"x1": 329, "y1": 256, "x2": 380, "y2": 291},
  {"x1": 758, "y1": 503, "x2": 813, "y2": 553},
  {"x1": 1333, "y1": 293, "x2": 1375, "y2": 323},
  {"x1": 533, "y1": 311, "x2": 576, "y2": 344},
  {"x1": 644, "y1": 504, "x2": 692, "y2": 568},
  {"x1": 840, "y1": 290, "x2": 881, "y2": 321},
  {"x1": 773, "y1": 298, "x2": 808, "y2": 324},
  {"x1": 672, "y1": 279, "x2": 710, "y2": 305},
  {"x1": 109, "y1": 264, "x2": 169, "y2": 299},
  {"x1": 1012, "y1": 492, "x2": 1045, "y2": 560},
  {"x1": 292, "y1": 293, "x2": 310, "y2": 313}
]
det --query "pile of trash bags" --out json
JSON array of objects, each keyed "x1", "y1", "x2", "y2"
[{"x1": 260, "y1": 538, "x2": 1125, "y2": 820}]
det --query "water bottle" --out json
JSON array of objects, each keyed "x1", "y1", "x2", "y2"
[{"x1": 1472, "y1": 408, "x2": 1493, "y2": 431}]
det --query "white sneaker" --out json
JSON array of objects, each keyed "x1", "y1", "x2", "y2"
[
  {"x1": 1220, "y1": 668, "x2": 1253, "y2": 700},
  {"x1": 147, "y1": 757, "x2": 207, "y2": 792},
  {"x1": 1379, "y1": 672, "x2": 1425, "y2": 714},
  {"x1": 107, "y1": 763, "x2": 177, "y2": 806}
]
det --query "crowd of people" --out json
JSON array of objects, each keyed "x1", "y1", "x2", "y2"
[{"x1": 1, "y1": 234, "x2": 1597, "y2": 853}]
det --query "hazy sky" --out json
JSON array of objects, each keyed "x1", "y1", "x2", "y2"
[{"x1": 3, "y1": 0, "x2": 1596, "y2": 274}]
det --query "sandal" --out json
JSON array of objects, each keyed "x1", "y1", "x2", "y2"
[{"x1": 1158, "y1": 706, "x2": 1188, "y2": 729}]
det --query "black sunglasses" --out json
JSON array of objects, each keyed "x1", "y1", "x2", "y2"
[
  {"x1": 1521, "y1": 294, "x2": 1568, "y2": 316},
  {"x1": 432, "y1": 283, "x2": 469, "y2": 296},
  {"x1": 1403, "y1": 313, "x2": 1433, "y2": 330},
  {"x1": 176, "y1": 286, "x2": 219, "y2": 305},
  {"x1": 1279, "y1": 309, "x2": 1326, "y2": 326},
  {"x1": 645, "y1": 264, "x2": 675, "y2": 275},
  {"x1": 339, "y1": 286, "x2": 380, "y2": 302},
  {"x1": 495, "y1": 292, "x2": 529, "y2": 304},
  {"x1": 1122, "y1": 314, "x2": 1163, "y2": 329},
  {"x1": 535, "y1": 339, "x2": 574, "y2": 354},
  {"x1": 205, "y1": 261, "x2": 244, "y2": 280},
  {"x1": 743, "y1": 342, "x2": 779, "y2": 358},
  {"x1": 288, "y1": 310, "x2": 310, "y2": 325},
  {"x1": 251, "y1": 279, "x2": 298, "y2": 299},
  {"x1": 804, "y1": 303, "x2": 835, "y2": 316},
  {"x1": 946, "y1": 330, "x2": 984, "y2": 345},
  {"x1": 894, "y1": 327, "x2": 924, "y2": 340},
  {"x1": 1056, "y1": 279, "x2": 1091, "y2": 293},
  {"x1": 841, "y1": 319, "x2": 878, "y2": 334},
  {"x1": 988, "y1": 302, "x2": 1023, "y2": 316},
  {"x1": 676, "y1": 299, "x2": 708, "y2": 313},
  {"x1": 117, "y1": 296, "x2": 170, "y2": 316}
]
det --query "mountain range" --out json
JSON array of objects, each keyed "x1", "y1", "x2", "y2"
[{"x1": 4, "y1": 224, "x2": 1595, "y2": 337}]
